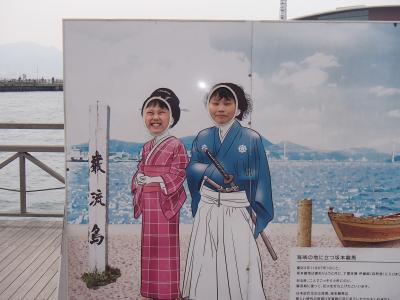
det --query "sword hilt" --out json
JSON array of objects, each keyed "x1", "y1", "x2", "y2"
[
  {"x1": 204, "y1": 148, "x2": 229, "y2": 178},
  {"x1": 204, "y1": 147, "x2": 238, "y2": 189}
]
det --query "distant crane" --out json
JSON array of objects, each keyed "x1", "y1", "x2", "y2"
[{"x1": 280, "y1": 0, "x2": 287, "y2": 20}]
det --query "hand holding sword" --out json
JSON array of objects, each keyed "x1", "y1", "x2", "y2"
[
  {"x1": 202, "y1": 147, "x2": 278, "y2": 261},
  {"x1": 203, "y1": 147, "x2": 238, "y2": 190}
]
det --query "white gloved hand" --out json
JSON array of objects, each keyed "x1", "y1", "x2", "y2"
[
  {"x1": 144, "y1": 176, "x2": 163, "y2": 184},
  {"x1": 136, "y1": 174, "x2": 163, "y2": 185},
  {"x1": 135, "y1": 173, "x2": 146, "y2": 185}
]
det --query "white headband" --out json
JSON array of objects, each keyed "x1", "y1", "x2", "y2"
[
  {"x1": 207, "y1": 84, "x2": 241, "y2": 124},
  {"x1": 207, "y1": 84, "x2": 238, "y2": 104},
  {"x1": 143, "y1": 96, "x2": 172, "y2": 115},
  {"x1": 142, "y1": 96, "x2": 174, "y2": 135}
]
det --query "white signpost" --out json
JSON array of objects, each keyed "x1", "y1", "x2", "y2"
[{"x1": 88, "y1": 102, "x2": 110, "y2": 272}]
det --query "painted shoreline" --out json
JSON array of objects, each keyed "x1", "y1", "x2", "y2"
[{"x1": 67, "y1": 223, "x2": 400, "y2": 300}]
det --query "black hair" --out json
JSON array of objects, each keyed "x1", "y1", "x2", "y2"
[
  {"x1": 141, "y1": 88, "x2": 181, "y2": 128},
  {"x1": 207, "y1": 82, "x2": 252, "y2": 121}
]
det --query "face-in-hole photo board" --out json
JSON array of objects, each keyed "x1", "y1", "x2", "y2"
[{"x1": 64, "y1": 20, "x2": 400, "y2": 299}]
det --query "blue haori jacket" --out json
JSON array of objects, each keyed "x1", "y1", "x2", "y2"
[{"x1": 186, "y1": 120, "x2": 274, "y2": 238}]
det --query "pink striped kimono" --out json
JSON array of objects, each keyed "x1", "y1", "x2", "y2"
[{"x1": 131, "y1": 136, "x2": 188, "y2": 299}]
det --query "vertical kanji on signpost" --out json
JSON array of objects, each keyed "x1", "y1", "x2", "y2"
[{"x1": 88, "y1": 102, "x2": 110, "y2": 272}]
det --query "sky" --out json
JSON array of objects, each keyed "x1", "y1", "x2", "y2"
[
  {"x1": 0, "y1": 0, "x2": 399, "y2": 152},
  {"x1": 1, "y1": 0, "x2": 400, "y2": 50},
  {"x1": 251, "y1": 22, "x2": 400, "y2": 151},
  {"x1": 63, "y1": 20, "x2": 400, "y2": 153}
]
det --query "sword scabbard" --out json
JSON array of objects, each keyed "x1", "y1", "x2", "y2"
[{"x1": 203, "y1": 147, "x2": 277, "y2": 260}]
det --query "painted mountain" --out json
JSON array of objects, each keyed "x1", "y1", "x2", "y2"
[{"x1": 72, "y1": 136, "x2": 392, "y2": 162}]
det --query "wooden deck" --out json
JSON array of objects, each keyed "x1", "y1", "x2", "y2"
[{"x1": 0, "y1": 219, "x2": 63, "y2": 300}]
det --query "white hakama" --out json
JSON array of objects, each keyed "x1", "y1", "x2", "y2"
[{"x1": 182, "y1": 186, "x2": 266, "y2": 300}]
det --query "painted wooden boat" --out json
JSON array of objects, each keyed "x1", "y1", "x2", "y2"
[{"x1": 328, "y1": 207, "x2": 400, "y2": 246}]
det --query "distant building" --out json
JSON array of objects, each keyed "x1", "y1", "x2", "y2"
[{"x1": 294, "y1": 5, "x2": 400, "y2": 21}]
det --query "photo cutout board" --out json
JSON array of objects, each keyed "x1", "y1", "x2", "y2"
[{"x1": 63, "y1": 20, "x2": 400, "y2": 299}]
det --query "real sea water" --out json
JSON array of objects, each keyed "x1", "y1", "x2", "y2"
[
  {"x1": 1, "y1": 92, "x2": 399, "y2": 224},
  {"x1": 0, "y1": 92, "x2": 64, "y2": 213}
]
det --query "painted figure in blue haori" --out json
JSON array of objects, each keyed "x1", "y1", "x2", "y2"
[{"x1": 182, "y1": 82, "x2": 274, "y2": 300}]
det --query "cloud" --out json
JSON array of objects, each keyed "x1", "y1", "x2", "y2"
[
  {"x1": 387, "y1": 109, "x2": 400, "y2": 118},
  {"x1": 369, "y1": 85, "x2": 400, "y2": 97},
  {"x1": 64, "y1": 20, "x2": 252, "y2": 144},
  {"x1": 270, "y1": 52, "x2": 339, "y2": 91},
  {"x1": 301, "y1": 52, "x2": 340, "y2": 69}
]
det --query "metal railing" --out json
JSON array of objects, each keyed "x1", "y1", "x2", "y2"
[{"x1": 0, "y1": 123, "x2": 65, "y2": 217}]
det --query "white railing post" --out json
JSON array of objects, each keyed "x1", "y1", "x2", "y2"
[{"x1": 88, "y1": 102, "x2": 110, "y2": 272}]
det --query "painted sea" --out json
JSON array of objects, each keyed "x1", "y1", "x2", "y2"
[
  {"x1": 67, "y1": 159, "x2": 400, "y2": 225},
  {"x1": 1, "y1": 92, "x2": 399, "y2": 223}
]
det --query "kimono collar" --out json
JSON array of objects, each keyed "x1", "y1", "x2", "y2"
[
  {"x1": 145, "y1": 132, "x2": 171, "y2": 164},
  {"x1": 213, "y1": 120, "x2": 241, "y2": 158},
  {"x1": 217, "y1": 117, "x2": 236, "y2": 142},
  {"x1": 154, "y1": 131, "x2": 171, "y2": 146}
]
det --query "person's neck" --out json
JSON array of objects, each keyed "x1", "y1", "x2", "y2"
[
  {"x1": 153, "y1": 130, "x2": 170, "y2": 143},
  {"x1": 217, "y1": 118, "x2": 236, "y2": 141}
]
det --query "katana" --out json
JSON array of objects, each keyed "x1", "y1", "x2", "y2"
[
  {"x1": 203, "y1": 147, "x2": 239, "y2": 191},
  {"x1": 202, "y1": 147, "x2": 278, "y2": 261}
]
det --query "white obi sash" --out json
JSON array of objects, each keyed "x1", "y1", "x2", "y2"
[{"x1": 200, "y1": 185, "x2": 249, "y2": 208}]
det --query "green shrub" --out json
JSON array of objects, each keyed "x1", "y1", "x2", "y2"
[{"x1": 81, "y1": 265, "x2": 121, "y2": 289}]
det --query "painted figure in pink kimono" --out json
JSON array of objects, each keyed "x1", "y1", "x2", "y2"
[{"x1": 131, "y1": 88, "x2": 189, "y2": 300}]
